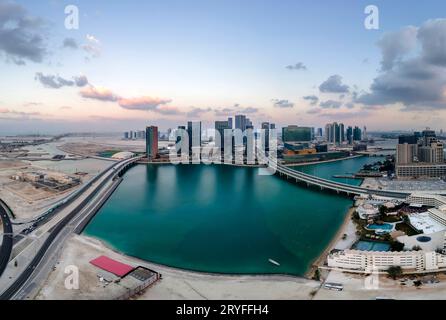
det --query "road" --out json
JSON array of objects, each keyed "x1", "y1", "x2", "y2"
[
  {"x1": 0, "y1": 157, "x2": 139, "y2": 300},
  {"x1": 0, "y1": 200, "x2": 13, "y2": 278}
]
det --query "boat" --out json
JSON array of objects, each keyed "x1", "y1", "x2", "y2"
[{"x1": 268, "y1": 259, "x2": 280, "y2": 266}]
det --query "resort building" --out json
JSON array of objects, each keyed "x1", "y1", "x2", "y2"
[
  {"x1": 428, "y1": 207, "x2": 446, "y2": 226},
  {"x1": 396, "y1": 164, "x2": 446, "y2": 179},
  {"x1": 356, "y1": 203, "x2": 379, "y2": 220},
  {"x1": 406, "y1": 194, "x2": 446, "y2": 208},
  {"x1": 327, "y1": 249, "x2": 446, "y2": 273}
]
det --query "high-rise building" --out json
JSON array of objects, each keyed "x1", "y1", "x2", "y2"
[
  {"x1": 396, "y1": 131, "x2": 444, "y2": 170},
  {"x1": 215, "y1": 120, "x2": 231, "y2": 150},
  {"x1": 398, "y1": 135, "x2": 418, "y2": 145},
  {"x1": 397, "y1": 143, "x2": 418, "y2": 165},
  {"x1": 353, "y1": 126, "x2": 362, "y2": 142},
  {"x1": 227, "y1": 117, "x2": 233, "y2": 129},
  {"x1": 235, "y1": 115, "x2": 247, "y2": 131},
  {"x1": 282, "y1": 126, "x2": 312, "y2": 142},
  {"x1": 246, "y1": 118, "x2": 253, "y2": 129},
  {"x1": 346, "y1": 126, "x2": 353, "y2": 145},
  {"x1": 187, "y1": 121, "x2": 202, "y2": 156},
  {"x1": 261, "y1": 122, "x2": 271, "y2": 151},
  {"x1": 325, "y1": 122, "x2": 345, "y2": 145},
  {"x1": 145, "y1": 126, "x2": 158, "y2": 159}
]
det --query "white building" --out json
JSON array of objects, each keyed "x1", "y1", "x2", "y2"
[
  {"x1": 356, "y1": 203, "x2": 379, "y2": 219},
  {"x1": 327, "y1": 249, "x2": 446, "y2": 273},
  {"x1": 406, "y1": 194, "x2": 446, "y2": 208}
]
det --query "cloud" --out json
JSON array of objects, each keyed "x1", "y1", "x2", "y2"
[
  {"x1": 314, "y1": 110, "x2": 371, "y2": 120},
  {"x1": 214, "y1": 107, "x2": 234, "y2": 117},
  {"x1": 306, "y1": 108, "x2": 321, "y2": 115},
  {"x1": 285, "y1": 62, "x2": 307, "y2": 71},
  {"x1": 23, "y1": 102, "x2": 42, "y2": 107},
  {"x1": 418, "y1": 19, "x2": 446, "y2": 67},
  {"x1": 344, "y1": 102, "x2": 355, "y2": 109},
  {"x1": 0, "y1": 108, "x2": 42, "y2": 119},
  {"x1": 0, "y1": 1, "x2": 47, "y2": 64},
  {"x1": 319, "y1": 100, "x2": 342, "y2": 109},
  {"x1": 35, "y1": 73, "x2": 89, "y2": 89},
  {"x1": 155, "y1": 106, "x2": 182, "y2": 115},
  {"x1": 118, "y1": 96, "x2": 172, "y2": 110},
  {"x1": 63, "y1": 37, "x2": 78, "y2": 49},
  {"x1": 74, "y1": 75, "x2": 89, "y2": 87},
  {"x1": 319, "y1": 75, "x2": 350, "y2": 93},
  {"x1": 187, "y1": 107, "x2": 212, "y2": 117},
  {"x1": 303, "y1": 95, "x2": 319, "y2": 106},
  {"x1": 357, "y1": 19, "x2": 446, "y2": 110},
  {"x1": 80, "y1": 86, "x2": 119, "y2": 102},
  {"x1": 82, "y1": 34, "x2": 101, "y2": 58},
  {"x1": 240, "y1": 106, "x2": 258, "y2": 113},
  {"x1": 272, "y1": 99, "x2": 294, "y2": 108},
  {"x1": 377, "y1": 26, "x2": 418, "y2": 71}
]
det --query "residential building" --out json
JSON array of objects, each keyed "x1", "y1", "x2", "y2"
[
  {"x1": 145, "y1": 126, "x2": 158, "y2": 159},
  {"x1": 282, "y1": 125, "x2": 312, "y2": 143}
]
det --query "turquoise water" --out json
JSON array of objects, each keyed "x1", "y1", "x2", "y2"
[
  {"x1": 367, "y1": 223, "x2": 393, "y2": 231},
  {"x1": 353, "y1": 241, "x2": 391, "y2": 252},
  {"x1": 292, "y1": 156, "x2": 386, "y2": 186},
  {"x1": 85, "y1": 164, "x2": 353, "y2": 276}
]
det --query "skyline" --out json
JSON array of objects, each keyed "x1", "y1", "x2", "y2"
[{"x1": 1, "y1": 0, "x2": 446, "y2": 134}]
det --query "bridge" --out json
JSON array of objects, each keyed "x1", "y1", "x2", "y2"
[{"x1": 259, "y1": 153, "x2": 410, "y2": 199}]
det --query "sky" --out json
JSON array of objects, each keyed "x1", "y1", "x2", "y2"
[{"x1": 1, "y1": 0, "x2": 446, "y2": 134}]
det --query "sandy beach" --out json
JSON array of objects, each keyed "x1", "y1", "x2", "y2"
[{"x1": 35, "y1": 234, "x2": 321, "y2": 300}]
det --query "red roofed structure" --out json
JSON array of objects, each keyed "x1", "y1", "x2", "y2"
[{"x1": 90, "y1": 255, "x2": 134, "y2": 277}]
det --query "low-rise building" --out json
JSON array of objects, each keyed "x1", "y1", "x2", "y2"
[
  {"x1": 406, "y1": 194, "x2": 446, "y2": 208},
  {"x1": 327, "y1": 249, "x2": 446, "y2": 273},
  {"x1": 396, "y1": 164, "x2": 446, "y2": 179}
]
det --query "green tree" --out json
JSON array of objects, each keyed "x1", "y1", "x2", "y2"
[{"x1": 387, "y1": 266, "x2": 403, "y2": 280}]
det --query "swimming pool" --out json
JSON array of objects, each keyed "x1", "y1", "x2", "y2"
[
  {"x1": 366, "y1": 223, "x2": 394, "y2": 233},
  {"x1": 353, "y1": 241, "x2": 391, "y2": 252}
]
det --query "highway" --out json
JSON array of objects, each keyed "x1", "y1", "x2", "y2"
[
  {"x1": 0, "y1": 156, "x2": 139, "y2": 300},
  {"x1": 259, "y1": 153, "x2": 410, "y2": 199},
  {"x1": 0, "y1": 200, "x2": 13, "y2": 278}
]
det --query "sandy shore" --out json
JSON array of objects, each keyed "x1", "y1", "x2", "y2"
[{"x1": 35, "y1": 234, "x2": 321, "y2": 300}]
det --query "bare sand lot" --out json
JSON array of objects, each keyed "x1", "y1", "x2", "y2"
[
  {"x1": 0, "y1": 160, "x2": 28, "y2": 170},
  {"x1": 35, "y1": 235, "x2": 321, "y2": 300}
]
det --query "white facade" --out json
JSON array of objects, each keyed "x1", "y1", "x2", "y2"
[
  {"x1": 327, "y1": 249, "x2": 446, "y2": 273},
  {"x1": 406, "y1": 194, "x2": 446, "y2": 208}
]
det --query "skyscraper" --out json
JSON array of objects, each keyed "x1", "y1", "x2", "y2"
[
  {"x1": 325, "y1": 122, "x2": 345, "y2": 145},
  {"x1": 145, "y1": 126, "x2": 158, "y2": 159},
  {"x1": 282, "y1": 126, "x2": 312, "y2": 142},
  {"x1": 346, "y1": 126, "x2": 353, "y2": 145},
  {"x1": 353, "y1": 126, "x2": 362, "y2": 142},
  {"x1": 215, "y1": 120, "x2": 231, "y2": 150},
  {"x1": 187, "y1": 121, "x2": 202, "y2": 158},
  {"x1": 235, "y1": 115, "x2": 246, "y2": 131}
]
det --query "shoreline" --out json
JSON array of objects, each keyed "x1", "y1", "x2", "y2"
[
  {"x1": 83, "y1": 234, "x2": 310, "y2": 280},
  {"x1": 305, "y1": 206, "x2": 356, "y2": 279}
]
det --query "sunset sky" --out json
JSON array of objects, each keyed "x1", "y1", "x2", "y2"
[{"x1": 1, "y1": 0, "x2": 446, "y2": 134}]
